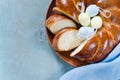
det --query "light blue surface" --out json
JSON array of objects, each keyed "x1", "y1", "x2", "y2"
[
  {"x1": 60, "y1": 43, "x2": 120, "y2": 80},
  {"x1": 0, "y1": 0, "x2": 73, "y2": 80}
]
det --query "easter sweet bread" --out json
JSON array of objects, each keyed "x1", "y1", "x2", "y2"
[
  {"x1": 45, "y1": 14, "x2": 77, "y2": 34},
  {"x1": 45, "y1": 0, "x2": 120, "y2": 65},
  {"x1": 53, "y1": 0, "x2": 81, "y2": 23}
]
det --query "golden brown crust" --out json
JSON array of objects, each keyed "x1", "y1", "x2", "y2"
[
  {"x1": 46, "y1": 0, "x2": 120, "y2": 65},
  {"x1": 73, "y1": 22, "x2": 119, "y2": 63},
  {"x1": 74, "y1": 35, "x2": 99, "y2": 61},
  {"x1": 108, "y1": 7, "x2": 120, "y2": 25},
  {"x1": 72, "y1": 0, "x2": 83, "y2": 6},
  {"x1": 96, "y1": 0, "x2": 120, "y2": 9},
  {"x1": 86, "y1": 0, "x2": 98, "y2": 6},
  {"x1": 53, "y1": 0, "x2": 80, "y2": 23},
  {"x1": 87, "y1": 29, "x2": 109, "y2": 62}
]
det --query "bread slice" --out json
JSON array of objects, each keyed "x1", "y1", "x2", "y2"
[
  {"x1": 45, "y1": 14, "x2": 77, "y2": 34},
  {"x1": 53, "y1": 7, "x2": 79, "y2": 23},
  {"x1": 53, "y1": 0, "x2": 80, "y2": 23},
  {"x1": 52, "y1": 28, "x2": 82, "y2": 51},
  {"x1": 70, "y1": 40, "x2": 88, "y2": 57},
  {"x1": 70, "y1": 34, "x2": 99, "y2": 62}
]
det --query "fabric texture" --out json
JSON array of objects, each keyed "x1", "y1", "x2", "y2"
[{"x1": 60, "y1": 43, "x2": 120, "y2": 80}]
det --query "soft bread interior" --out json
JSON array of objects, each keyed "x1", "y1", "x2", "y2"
[
  {"x1": 58, "y1": 30, "x2": 82, "y2": 51},
  {"x1": 50, "y1": 19, "x2": 77, "y2": 34}
]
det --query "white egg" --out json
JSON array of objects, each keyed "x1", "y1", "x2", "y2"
[
  {"x1": 86, "y1": 5, "x2": 99, "y2": 17},
  {"x1": 91, "y1": 16, "x2": 102, "y2": 29},
  {"x1": 78, "y1": 13, "x2": 90, "y2": 26},
  {"x1": 78, "y1": 27, "x2": 96, "y2": 40}
]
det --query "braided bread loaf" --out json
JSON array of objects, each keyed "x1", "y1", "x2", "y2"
[{"x1": 46, "y1": 0, "x2": 120, "y2": 64}]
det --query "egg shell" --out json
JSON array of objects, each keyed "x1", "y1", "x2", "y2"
[
  {"x1": 91, "y1": 16, "x2": 102, "y2": 29},
  {"x1": 78, "y1": 13, "x2": 90, "y2": 26},
  {"x1": 86, "y1": 5, "x2": 99, "y2": 17},
  {"x1": 78, "y1": 26, "x2": 96, "y2": 40}
]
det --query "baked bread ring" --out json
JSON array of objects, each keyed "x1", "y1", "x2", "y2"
[{"x1": 45, "y1": 0, "x2": 120, "y2": 66}]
